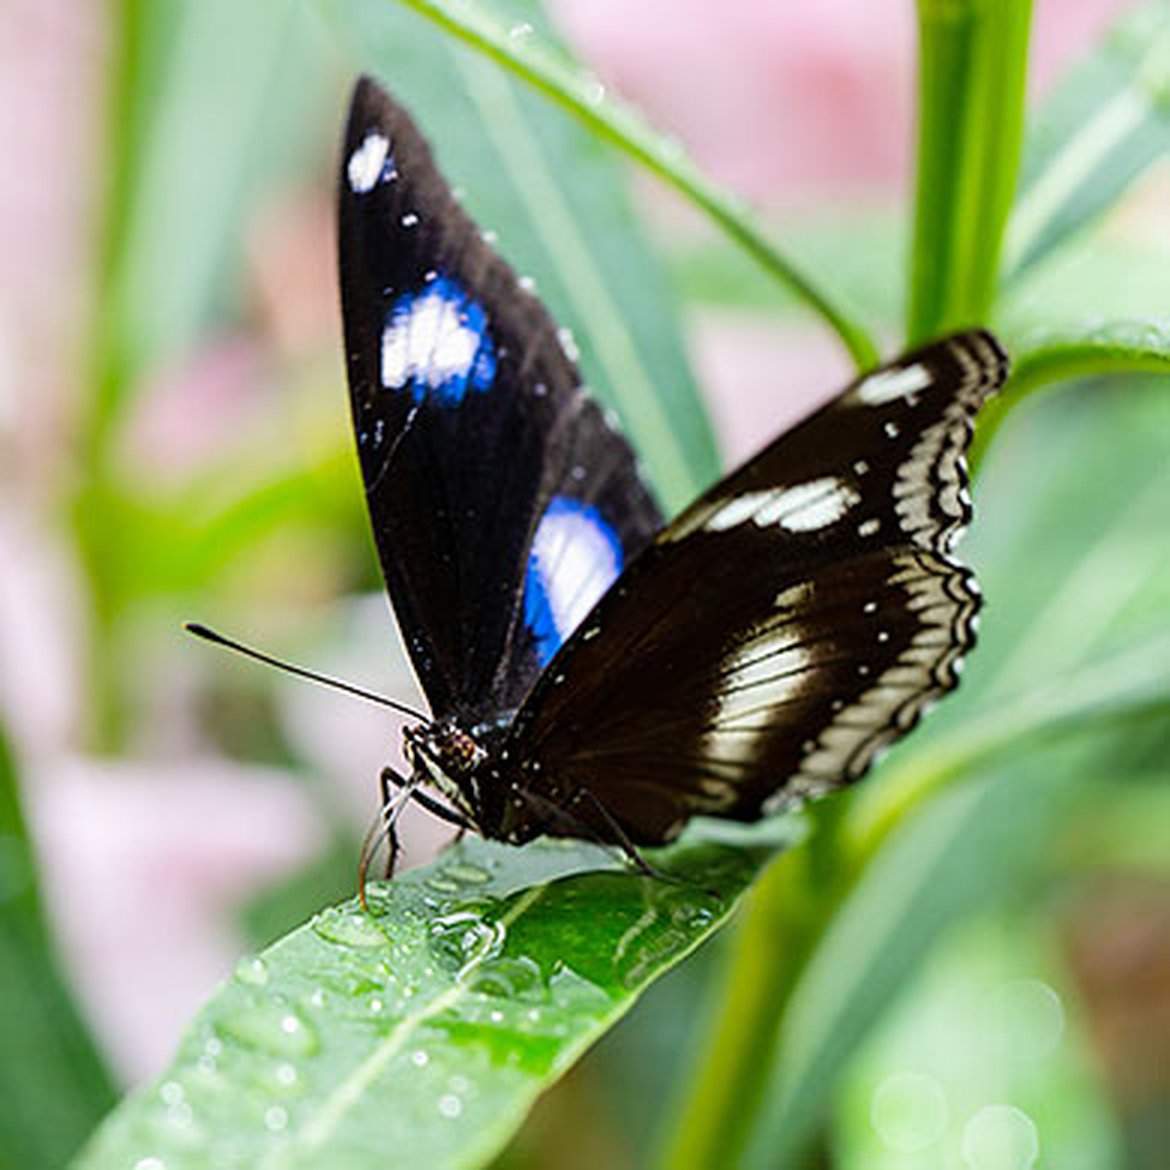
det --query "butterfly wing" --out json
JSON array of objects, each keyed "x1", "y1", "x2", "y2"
[
  {"x1": 339, "y1": 77, "x2": 662, "y2": 726},
  {"x1": 495, "y1": 331, "x2": 1008, "y2": 843}
]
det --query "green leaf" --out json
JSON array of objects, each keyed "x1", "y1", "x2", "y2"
[
  {"x1": 76, "y1": 826, "x2": 789, "y2": 1170},
  {"x1": 0, "y1": 731, "x2": 117, "y2": 1168},
  {"x1": 972, "y1": 318, "x2": 1170, "y2": 479},
  {"x1": 1003, "y1": 2, "x2": 1170, "y2": 281},
  {"x1": 967, "y1": 375, "x2": 1169, "y2": 675},
  {"x1": 671, "y1": 207, "x2": 905, "y2": 328},
  {"x1": 328, "y1": 0, "x2": 877, "y2": 371},
  {"x1": 844, "y1": 634, "x2": 1170, "y2": 855},
  {"x1": 1007, "y1": 318, "x2": 1170, "y2": 394}
]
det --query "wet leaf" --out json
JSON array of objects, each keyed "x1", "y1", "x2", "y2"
[{"x1": 75, "y1": 825, "x2": 790, "y2": 1170}]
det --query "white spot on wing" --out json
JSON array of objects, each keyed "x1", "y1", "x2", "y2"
[
  {"x1": 706, "y1": 477, "x2": 860, "y2": 534},
  {"x1": 854, "y1": 363, "x2": 932, "y2": 405},
  {"x1": 704, "y1": 494, "x2": 763, "y2": 532},
  {"x1": 347, "y1": 132, "x2": 391, "y2": 193},
  {"x1": 705, "y1": 639, "x2": 811, "y2": 772},
  {"x1": 557, "y1": 326, "x2": 580, "y2": 363},
  {"x1": 381, "y1": 287, "x2": 482, "y2": 390},
  {"x1": 757, "y1": 478, "x2": 861, "y2": 530},
  {"x1": 529, "y1": 504, "x2": 621, "y2": 645},
  {"x1": 786, "y1": 551, "x2": 978, "y2": 799}
]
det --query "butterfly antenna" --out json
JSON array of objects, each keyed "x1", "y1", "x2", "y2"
[{"x1": 184, "y1": 622, "x2": 430, "y2": 723}]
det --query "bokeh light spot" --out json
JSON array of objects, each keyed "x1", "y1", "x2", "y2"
[
  {"x1": 961, "y1": 1104, "x2": 1039, "y2": 1169},
  {"x1": 870, "y1": 1071, "x2": 948, "y2": 1152}
]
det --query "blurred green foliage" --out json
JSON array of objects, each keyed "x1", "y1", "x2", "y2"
[
  {"x1": 1, "y1": 0, "x2": 1165, "y2": 1166},
  {"x1": 0, "y1": 733, "x2": 117, "y2": 1167}
]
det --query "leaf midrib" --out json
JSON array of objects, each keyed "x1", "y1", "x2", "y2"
[{"x1": 265, "y1": 883, "x2": 548, "y2": 1166}]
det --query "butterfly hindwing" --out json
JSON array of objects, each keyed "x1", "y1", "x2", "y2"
[
  {"x1": 339, "y1": 78, "x2": 662, "y2": 727},
  {"x1": 495, "y1": 332, "x2": 1007, "y2": 844}
]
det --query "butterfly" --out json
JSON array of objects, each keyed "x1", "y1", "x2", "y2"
[{"x1": 338, "y1": 75, "x2": 1008, "y2": 865}]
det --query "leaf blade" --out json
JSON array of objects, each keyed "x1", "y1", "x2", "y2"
[
  {"x1": 75, "y1": 828, "x2": 787, "y2": 1170},
  {"x1": 972, "y1": 318, "x2": 1170, "y2": 467},
  {"x1": 0, "y1": 732, "x2": 117, "y2": 1168}
]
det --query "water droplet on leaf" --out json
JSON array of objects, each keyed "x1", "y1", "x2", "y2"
[
  {"x1": 460, "y1": 956, "x2": 543, "y2": 1000},
  {"x1": 313, "y1": 908, "x2": 387, "y2": 948},
  {"x1": 216, "y1": 1005, "x2": 318, "y2": 1058},
  {"x1": 443, "y1": 862, "x2": 491, "y2": 885},
  {"x1": 235, "y1": 957, "x2": 269, "y2": 986}
]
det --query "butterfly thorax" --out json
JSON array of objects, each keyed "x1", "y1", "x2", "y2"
[
  {"x1": 404, "y1": 719, "x2": 508, "y2": 830},
  {"x1": 404, "y1": 720, "x2": 555, "y2": 844}
]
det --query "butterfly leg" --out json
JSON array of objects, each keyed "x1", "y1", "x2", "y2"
[
  {"x1": 563, "y1": 786, "x2": 678, "y2": 882},
  {"x1": 378, "y1": 767, "x2": 405, "y2": 878},
  {"x1": 379, "y1": 766, "x2": 477, "y2": 833},
  {"x1": 358, "y1": 767, "x2": 419, "y2": 905}
]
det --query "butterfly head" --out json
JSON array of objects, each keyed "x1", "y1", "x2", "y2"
[{"x1": 403, "y1": 721, "x2": 488, "y2": 823}]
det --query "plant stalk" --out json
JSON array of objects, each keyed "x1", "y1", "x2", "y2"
[{"x1": 907, "y1": 0, "x2": 1033, "y2": 342}]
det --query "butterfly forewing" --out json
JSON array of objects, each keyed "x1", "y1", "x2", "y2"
[
  {"x1": 496, "y1": 333, "x2": 1007, "y2": 843},
  {"x1": 339, "y1": 78, "x2": 662, "y2": 726}
]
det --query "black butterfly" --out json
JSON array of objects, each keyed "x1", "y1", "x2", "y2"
[{"x1": 338, "y1": 76, "x2": 1008, "y2": 864}]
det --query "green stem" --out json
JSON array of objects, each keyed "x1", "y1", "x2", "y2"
[
  {"x1": 391, "y1": 0, "x2": 879, "y2": 369},
  {"x1": 907, "y1": 0, "x2": 1033, "y2": 342},
  {"x1": 659, "y1": 848, "x2": 825, "y2": 1170},
  {"x1": 669, "y1": 5, "x2": 1033, "y2": 1162},
  {"x1": 72, "y1": 0, "x2": 150, "y2": 751}
]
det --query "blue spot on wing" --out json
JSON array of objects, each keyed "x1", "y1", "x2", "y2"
[
  {"x1": 432, "y1": 286, "x2": 496, "y2": 406},
  {"x1": 524, "y1": 574, "x2": 560, "y2": 668},
  {"x1": 381, "y1": 273, "x2": 497, "y2": 407},
  {"x1": 524, "y1": 497, "x2": 624, "y2": 667}
]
